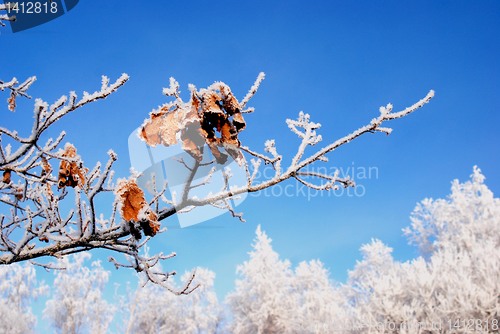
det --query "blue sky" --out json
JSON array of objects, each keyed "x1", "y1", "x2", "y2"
[{"x1": 1, "y1": 0, "x2": 499, "y2": 319}]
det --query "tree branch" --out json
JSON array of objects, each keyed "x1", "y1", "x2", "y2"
[{"x1": 0, "y1": 72, "x2": 433, "y2": 294}]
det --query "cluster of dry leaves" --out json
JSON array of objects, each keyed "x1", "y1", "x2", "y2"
[
  {"x1": 1, "y1": 77, "x2": 257, "y2": 245},
  {"x1": 119, "y1": 80, "x2": 252, "y2": 238},
  {"x1": 1, "y1": 144, "x2": 86, "y2": 202},
  {"x1": 139, "y1": 82, "x2": 246, "y2": 165},
  {"x1": 2, "y1": 142, "x2": 161, "y2": 238},
  {"x1": 56, "y1": 144, "x2": 160, "y2": 238}
]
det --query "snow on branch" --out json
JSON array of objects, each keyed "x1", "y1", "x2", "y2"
[
  {"x1": 241, "y1": 71, "x2": 265, "y2": 110},
  {"x1": 0, "y1": 76, "x2": 36, "y2": 111}
]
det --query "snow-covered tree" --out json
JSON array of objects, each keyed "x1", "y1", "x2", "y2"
[
  {"x1": 227, "y1": 169, "x2": 498, "y2": 333},
  {"x1": 0, "y1": 43, "x2": 434, "y2": 289},
  {"x1": 291, "y1": 259, "x2": 353, "y2": 333},
  {"x1": 123, "y1": 268, "x2": 221, "y2": 334},
  {"x1": 346, "y1": 166, "x2": 500, "y2": 333},
  {"x1": 0, "y1": 262, "x2": 47, "y2": 334},
  {"x1": 1, "y1": 167, "x2": 496, "y2": 333},
  {"x1": 402, "y1": 166, "x2": 500, "y2": 332},
  {"x1": 226, "y1": 225, "x2": 296, "y2": 333},
  {"x1": 43, "y1": 253, "x2": 115, "y2": 334},
  {"x1": 226, "y1": 225, "x2": 351, "y2": 334}
]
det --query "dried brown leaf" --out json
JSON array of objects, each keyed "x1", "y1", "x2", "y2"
[
  {"x1": 141, "y1": 213, "x2": 160, "y2": 237},
  {"x1": 220, "y1": 121, "x2": 238, "y2": 145},
  {"x1": 184, "y1": 92, "x2": 201, "y2": 125},
  {"x1": 58, "y1": 144, "x2": 88, "y2": 189},
  {"x1": 140, "y1": 105, "x2": 180, "y2": 147},
  {"x1": 221, "y1": 121, "x2": 244, "y2": 165},
  {"x1": 220, "y1": 84, "x2": 241, "y2": 115},
  {"x1": 116, "y1": 180, "x2": 145, "y2": 222},
  {"x1": 14, "y1": 185, "x2": 23, "y2": 201},
  {"x1": 7, "y1": 92, "x2": 16, "y2": 112},
  {"x1": 41, "y1": 156, "x2": 52, "y2": 176},
  {"x1": 232, "y1": 112, "x2": 246, "y2": 132},
  {"x1": 42, "y1": 158, "x2": 54, "y2": 200},
  {"x1": 223, "y1": 143, "x2": 244, "y2": 166},
  {"x1": 201, "y1": 91, "x2": 224, "y2": 115},
  {"x1": 158, "y1": 113, "x2": 181, "y2": 146},
  {"x1": 2, "y1": 170, "x2": 11, "y2": 184},
  {"x1": 207, "y1": 139, "x2": 228, "y2": 164},
  {"x1": 116, "y1": 179, "x2": 160, "y2": 237},
  {"x1": 140, "y1": 81, "x2": 249, "y2": 165},
  {"x1": 179, "y1": 122, "x2": 206, "y2": 162}
]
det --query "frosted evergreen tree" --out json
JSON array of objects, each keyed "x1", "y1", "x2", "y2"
[
  {"x1": 226, "y1": 225, "x2": 351, "y2": 334},
  {"x1": 226, "y1": 225, "x2": 296, "y2": 333},
  {"x1": 291, "y1": 259, "x2": 352, "y2": 333},
  {"x1": 347, "y1": 167, "x2": 500, "y2": 333}
]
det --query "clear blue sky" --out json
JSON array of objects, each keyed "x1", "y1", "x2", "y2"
[{"x1": 1, "y1": 0, "x2": 499, "y2": 319}]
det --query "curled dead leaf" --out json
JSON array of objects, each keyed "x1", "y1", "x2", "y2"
[
  {"x1": 207, "y1": 138, "x2": 228, "y2": 164},
  {"x1": 40, "y1": 157, "x2": 54, "y2": 200},
  {"x1": 41, "y1": 156, "x2": 52, "y2": 176},
  {"x1": 139, "y1": 80, "x2": 247, "y2": 165},
  {"x1": 2, "y1": 170, "x2": 11, "y2": 184},
  {"x1": 220, "y1": 84, "x2": 241, "y2": 115},
  {"x1": 232, "y1": 112, "x2": 246, "y2": 132},
  {"x1": 116, "y1": 179, "x2": 145, "y2": 222},
  {"x1": 14, "y1": 185, "x2": 23, "y2": 201},
  {"x1": 139, "y1": 104, "x2": 180, "y2": 147},
  {"x1": 116, "y1": 179, "x2": 160, "y2": 237},
  {"x1": 58, "y1": 144, "x2": 88, "y2": 189},
  {"x1": 140, "y1": 210, "x2": 160, "y2": 237},
  {"x1": 180, "y1": 123, "x2": 206, "y2": 162},
  {"x1": 7, "y1": 92, "x2": 16, "y2": 112}
]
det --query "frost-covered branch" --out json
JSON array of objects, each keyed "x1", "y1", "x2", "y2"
[
  {"x1": 0, "y1": 76, "x2": 36, "y2": 112},
  {"x1": 0, "y1": 74, "x2": 184, "y2": 290},
  {"x1": 144, "y1": 74, "x2": 433, "y2": 220},
  {"x1": 0, "y1": 71, "x2": 433, "y2": 294},
  {"x1": 241, "y1": 72, "x2": 265, "y2": 111}
]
